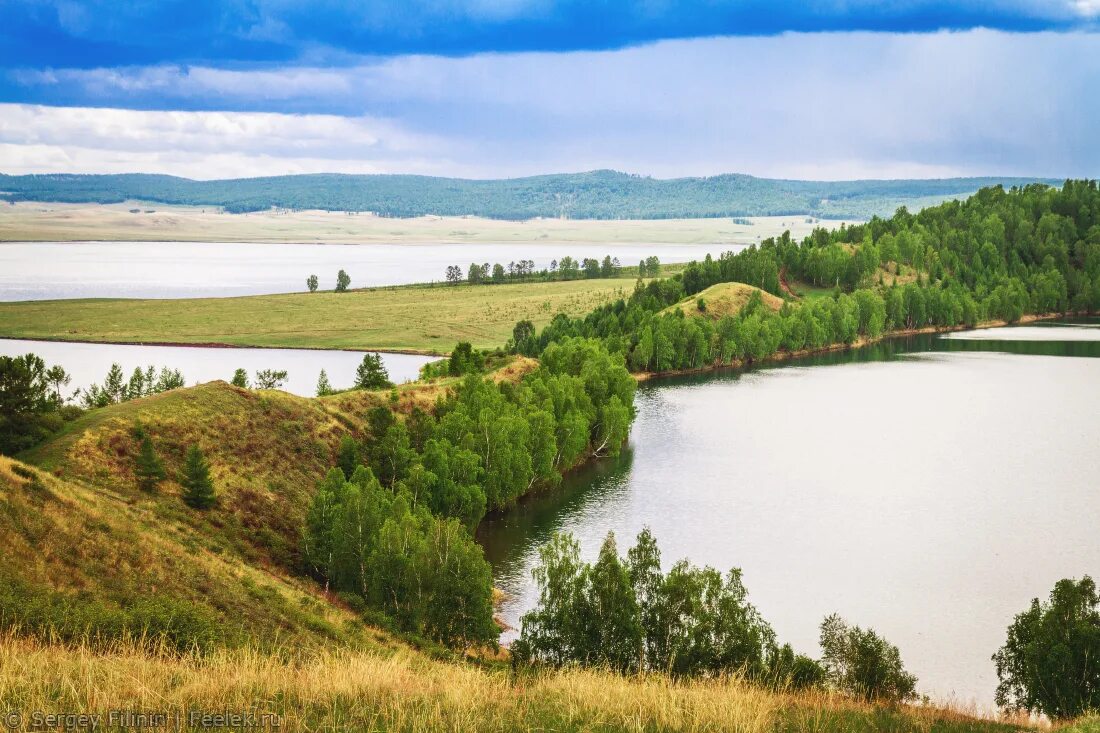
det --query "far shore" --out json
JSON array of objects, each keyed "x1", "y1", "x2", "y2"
[{"x1": 0, "y1": 200, "x2": 857, "y2": 245}]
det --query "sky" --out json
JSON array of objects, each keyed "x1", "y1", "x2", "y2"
[{"x1": 0, "y1": 1, "x2": 1098, "y2": 181}]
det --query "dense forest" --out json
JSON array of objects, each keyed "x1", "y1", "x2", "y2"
[
  {"x1": 513, "y1": 181, "x2": 1100, "y2": 371},
  {"x1": 0, "y1": 170, "x2": 1058, "y2": 219}
]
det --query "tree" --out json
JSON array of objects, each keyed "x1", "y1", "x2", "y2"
[
  {"x1": 445, "y1": 265, "x2": 462, "y2": 285},
  {"x1": 307, "y1": 274, "x2": 319, "y2": 292},
  {"x1": 579, "y1": 532, "x2": 641, "y2": 671},
  {"x1": 335, "y1": 269, "x2": 351, "y2": 292},
  {"x1": 448, "y1": 342, "x2": 480, "y2": 376},
  {"x1": 254, "y1": 369, "x2": 288, "y2": 390},
  {"x1": 645, "y1": 256, "x2": 661, "y2": 277},
  {"x1": 467, "y1": 263, "x2": 484, "y2": 284},
  {"x1": 511, "y1": 319, "x2": 536, "y2": 354},
  {"x1": 316, "y1": 369, "x2": 334, "y2": 396},
  {"x1": 993, "y1": 576, "x2": 1100, "y2": 719},
  {"x1": 354, "y1": 353, "x2": 391, "y2": 390},
  {"x1": 819, "y1": 614, "x2": 917, "y2": 702},
  {"x1": 180, "y1": 445, "x2": 217, "y2": 509},
  {"x1": 0, "y1": 353, "x2": 63, "y2": 455},
  {"x1": 44, "y1": 365, "x2": 71, "y2": 403},
  {"x1": 600, "y1": 255, "x2": 614, "y2": 278},
  {"x1": 230, "y1": 368, "x2": 249, "y2": 388},
  {"x1": 336, "y1": 435, "x2": 360, "y2": 479},
  {"x1": 492, "y1": 263, "x2": 506, "y2": 283},
  {"x1": 133, "y1": 432, "x2": 166, "y2": 493}
]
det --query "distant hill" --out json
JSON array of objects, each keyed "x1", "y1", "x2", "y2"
[{"x1": 0, "y1": 170, "x2": 1062, "y2": 220}]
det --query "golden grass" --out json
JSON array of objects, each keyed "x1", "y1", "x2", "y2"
[
  {"x1": 664, "y1": 282, "x2": 785, "y2": 320},
  {"x1": 0, "y1": 634, "x2": 1031, "y2": 733},
  {"x1": 0, "y1": 201, "x2": 854, "y2": 244},
  {"x1": 0, "y1": 279, "x2": 635, "y2": 353}
]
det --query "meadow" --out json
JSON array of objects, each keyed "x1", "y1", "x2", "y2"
[{"x1": 0, "y1": 278, "x2": 638, "y2": 353}]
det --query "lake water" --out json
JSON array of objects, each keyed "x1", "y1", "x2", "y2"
[
  {"x1": 478, "y1": 321, "x2": 1100, "y2": 709},
  {"x1": 0, "y1": 338, "x2": 435, "y2": 398},
  {"x1": 0, "y1": 241, "x2": 735, "y2": 301}
]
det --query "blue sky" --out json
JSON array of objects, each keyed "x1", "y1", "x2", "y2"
[{"x1": 0, "y1": 1, "x2": 1098, "y2": 180}]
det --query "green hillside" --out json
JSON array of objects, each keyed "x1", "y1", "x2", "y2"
[{"x1": 0, "y1": 170, "x2": 1061, "y2": 219}]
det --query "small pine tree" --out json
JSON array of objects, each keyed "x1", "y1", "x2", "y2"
[
  {"x1": 316, "y1": 369, "x2": 334, "y2": 396},
  {"x1": 354, "y1": 353, "x2": 391, "y2": 390},
  {"x1": 230, "y1": 368, "x2": 249, "y2": 388},
  {"x1": 134, "y1": 433, "x2": 166, "y2": 493},
  {"x1": 180, "y1": 445, "x2": 217, "y2": 509}
]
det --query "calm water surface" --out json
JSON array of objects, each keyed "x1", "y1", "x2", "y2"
[
  {"x1": 0, "y1": 241, "x2": 735, "y2": 300},
  {"x1": 478, "y1": 321, "x2": 1100, "y2": 708},
  {"x1": 0, "y1": 338, "x2": 435, "y2": 398}
]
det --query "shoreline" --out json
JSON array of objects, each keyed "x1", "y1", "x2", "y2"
[
  {"x1": 633, "y1": 312, "x2": 1066, "y2": 384},
  {"x1": 0, "y1": 334, "x2": 449, "y2": 358}
]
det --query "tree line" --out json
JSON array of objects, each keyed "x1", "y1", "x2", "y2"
[
  {"x1": 512, "y1": 182, "x2": 1100, "y2": 373},
  {"x1": 0, "y1": 170, "x2": 1058, "y2": 220},
  {"x1": 299, "y1": 337, "x2": 635, "y2": 646},
  {"x1": 444, "y1": 254, "x2": 638, "y2": 285},
  {"x1": 513, "y1": 528, "x2": 917, "y2": 702}
]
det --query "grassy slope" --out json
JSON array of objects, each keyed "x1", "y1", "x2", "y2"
[
  {"x1": 0, "y1": 453, "x2": 383, "y2": 651},
  {"x1": 0, "y1": 279, "x2": 636, "y2": 353},
  {"x1": 664, "y1": 282, "x2": 784, "y2": 319}
]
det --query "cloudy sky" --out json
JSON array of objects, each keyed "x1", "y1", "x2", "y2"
[{"x1": 0, "y1": 0, "x2": 1098, "y2": 180}]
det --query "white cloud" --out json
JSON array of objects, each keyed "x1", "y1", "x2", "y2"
[
  {"x1": 3, "y1": 30, "x2": 1099, "y2": 179},
  {"x1": 0, "y1": 105, "x2": 467, "y2": 178}
]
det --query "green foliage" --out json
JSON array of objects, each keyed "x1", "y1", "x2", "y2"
[
  {"x1": 993, "y1": 576, "x2": 1100, "y2": 720},
  {"x1": 335, "y1": 435, "x2": 360, "y2": 479},
  {"x1": 335, "y1": 269, "x2": 351, "y2": 292},
  {"x1": 180, "y1": 444, "x2": 217, "y2": 510},
  {"x1": 133, "y1": 433, "x2": 166, "y2": 493},
  {"x1": 315, "y1": 369, "x2": 334, "y2": 396},
  {"x1": 0, "y1": 572, "x2": 226, "y2": 653},
  {"x1": 230, "y1": 368, "x2": 249, "y2": 388},
  {"x1": 80, "y1": 363, "x2": 185, "y2": 409},
  {"x1": 300, "y1": 467, "x2": 496, "y2": 648},
  {"x1": 514, "y1": 528, "x2": 779, "y2": 680},
  {"x1": 254, "y1": 369, "x2": 289, "y2": 390},
  {"x1": 0, "y1": 353, "x2": 68, "y2": 454},
  {"x1": 307, "y1": 274, "x2": 319, "y2": 292},
  {"x1": 819, "y1": 613, "x2": 917, "y2": 702},
  {"x1": 354, "y1": 353, "x2": 392, "y2": 390},
  {"x1": 447, "y1": 342, "x2": 483, "y2": 376},
  {"x1": 524, "y1": 181, "x2": 1100, "y2": 374}
]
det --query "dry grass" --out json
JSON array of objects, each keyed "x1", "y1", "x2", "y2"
[
  {"x1": 0, "y1": 634, "x2": 1031, "y2": 733},
  {"x1": 664, "y1": 282, "x2": 784, "y2": 320}
]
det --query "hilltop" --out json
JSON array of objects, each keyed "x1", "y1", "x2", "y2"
[
  {"x1": 0, "y1": 170, "x2": 1060, "y2": 220},
  {"x1": 663, "y1": 282, "x2": 785, "y2": 320}
]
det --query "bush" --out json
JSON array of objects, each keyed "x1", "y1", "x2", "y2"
[{"x1": 819, "y1": 614, "x2": 917, "y2": 702}]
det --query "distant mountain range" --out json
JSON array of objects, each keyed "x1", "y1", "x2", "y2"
[{"x1": 0, "y1": 170, "x2": 1063, "y2": 220}]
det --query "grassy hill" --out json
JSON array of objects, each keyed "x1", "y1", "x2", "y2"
[
  {"x1": 664, "y1": 282, "x2": 784, "y2": 319},
  {"x1": 0, "y1": 170, "x2": 1060, "y2": 220}
]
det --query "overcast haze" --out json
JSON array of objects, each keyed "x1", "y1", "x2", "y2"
[{"x1": 0, "y1": 1, "x2": 1097, "y2": 181}]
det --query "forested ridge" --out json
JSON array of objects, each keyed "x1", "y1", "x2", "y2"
[
  {"x1": 513, "y1": 181, "x2": 1100, "y2": 372},
  {"x1": 0, "y1": 170, "x2": 1058, "y2": 219}
]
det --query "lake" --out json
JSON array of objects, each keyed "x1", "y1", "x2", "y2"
[
  {"x1": 0, "y1": 241, "x2": 736, "y2": 301},
  {"x1": 0, "y1": 338, "x2": 435, "y2": 398},
  {"x1": 477, "y1": 321, "x2": 1100, "y2": 709}
]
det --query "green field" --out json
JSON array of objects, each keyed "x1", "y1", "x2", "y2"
[{"x1": 0, "y1": 278, "x2": 639, "y2": 353}]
